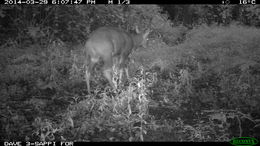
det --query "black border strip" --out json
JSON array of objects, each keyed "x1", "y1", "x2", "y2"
[{"x1": 1, "y1": 0, "x2": 254, "y2": 5}]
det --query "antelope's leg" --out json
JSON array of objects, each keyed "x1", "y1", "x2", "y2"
[
  {"x1": 85, "y1": 57, "x2": 96, "y2": 94},
  {"x1": 103, "y1": 68, "x2": 115, "y2": 89},
  {"x1": 125, "y1": 67, "x2": 129, "y2": 79},
  {"x1": 85, "y1": 70, "x2": 91, "y2": 94},
  {"x1": 118, "y1": 56, "x2": 129, "y2": 85},
  {"x1": 119, "y1": 68, "x2": 124, "y2": 85},
  {"x1": 103, "y1": 55, "x2": 115, "y2": 89}
]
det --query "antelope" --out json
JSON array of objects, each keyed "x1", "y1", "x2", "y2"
[{"x1": 84, "y1": 26, "x2": 150, "y2": 93}]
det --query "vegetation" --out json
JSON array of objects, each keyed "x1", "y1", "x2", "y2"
[{"x1": 0, "y1": 5, "x2": 259, "y2": 141}]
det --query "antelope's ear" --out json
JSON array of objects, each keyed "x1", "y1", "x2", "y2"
[
  {"x1": 144, "y1": 28, "x2": 151, "y2": 38},
  {"x1": 135, "y1": 25, "x2": 140, "y2": 34}
]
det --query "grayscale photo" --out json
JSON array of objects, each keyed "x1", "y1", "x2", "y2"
[{"x1": 0, "y1": 4, "x2": 259, "y2": 142}]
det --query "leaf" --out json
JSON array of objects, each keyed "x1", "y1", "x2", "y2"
[{"x1": 27, "y1": 26, "x2": 41, "y2": 38}]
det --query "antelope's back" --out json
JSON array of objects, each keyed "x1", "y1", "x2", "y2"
[{"x1": 86, "y1": 27, "x2": 134, "y2": 56}]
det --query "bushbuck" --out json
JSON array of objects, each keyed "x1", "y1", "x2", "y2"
[{"x1": 84, "y1": 26, "x2": 150, "y2": 93}]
